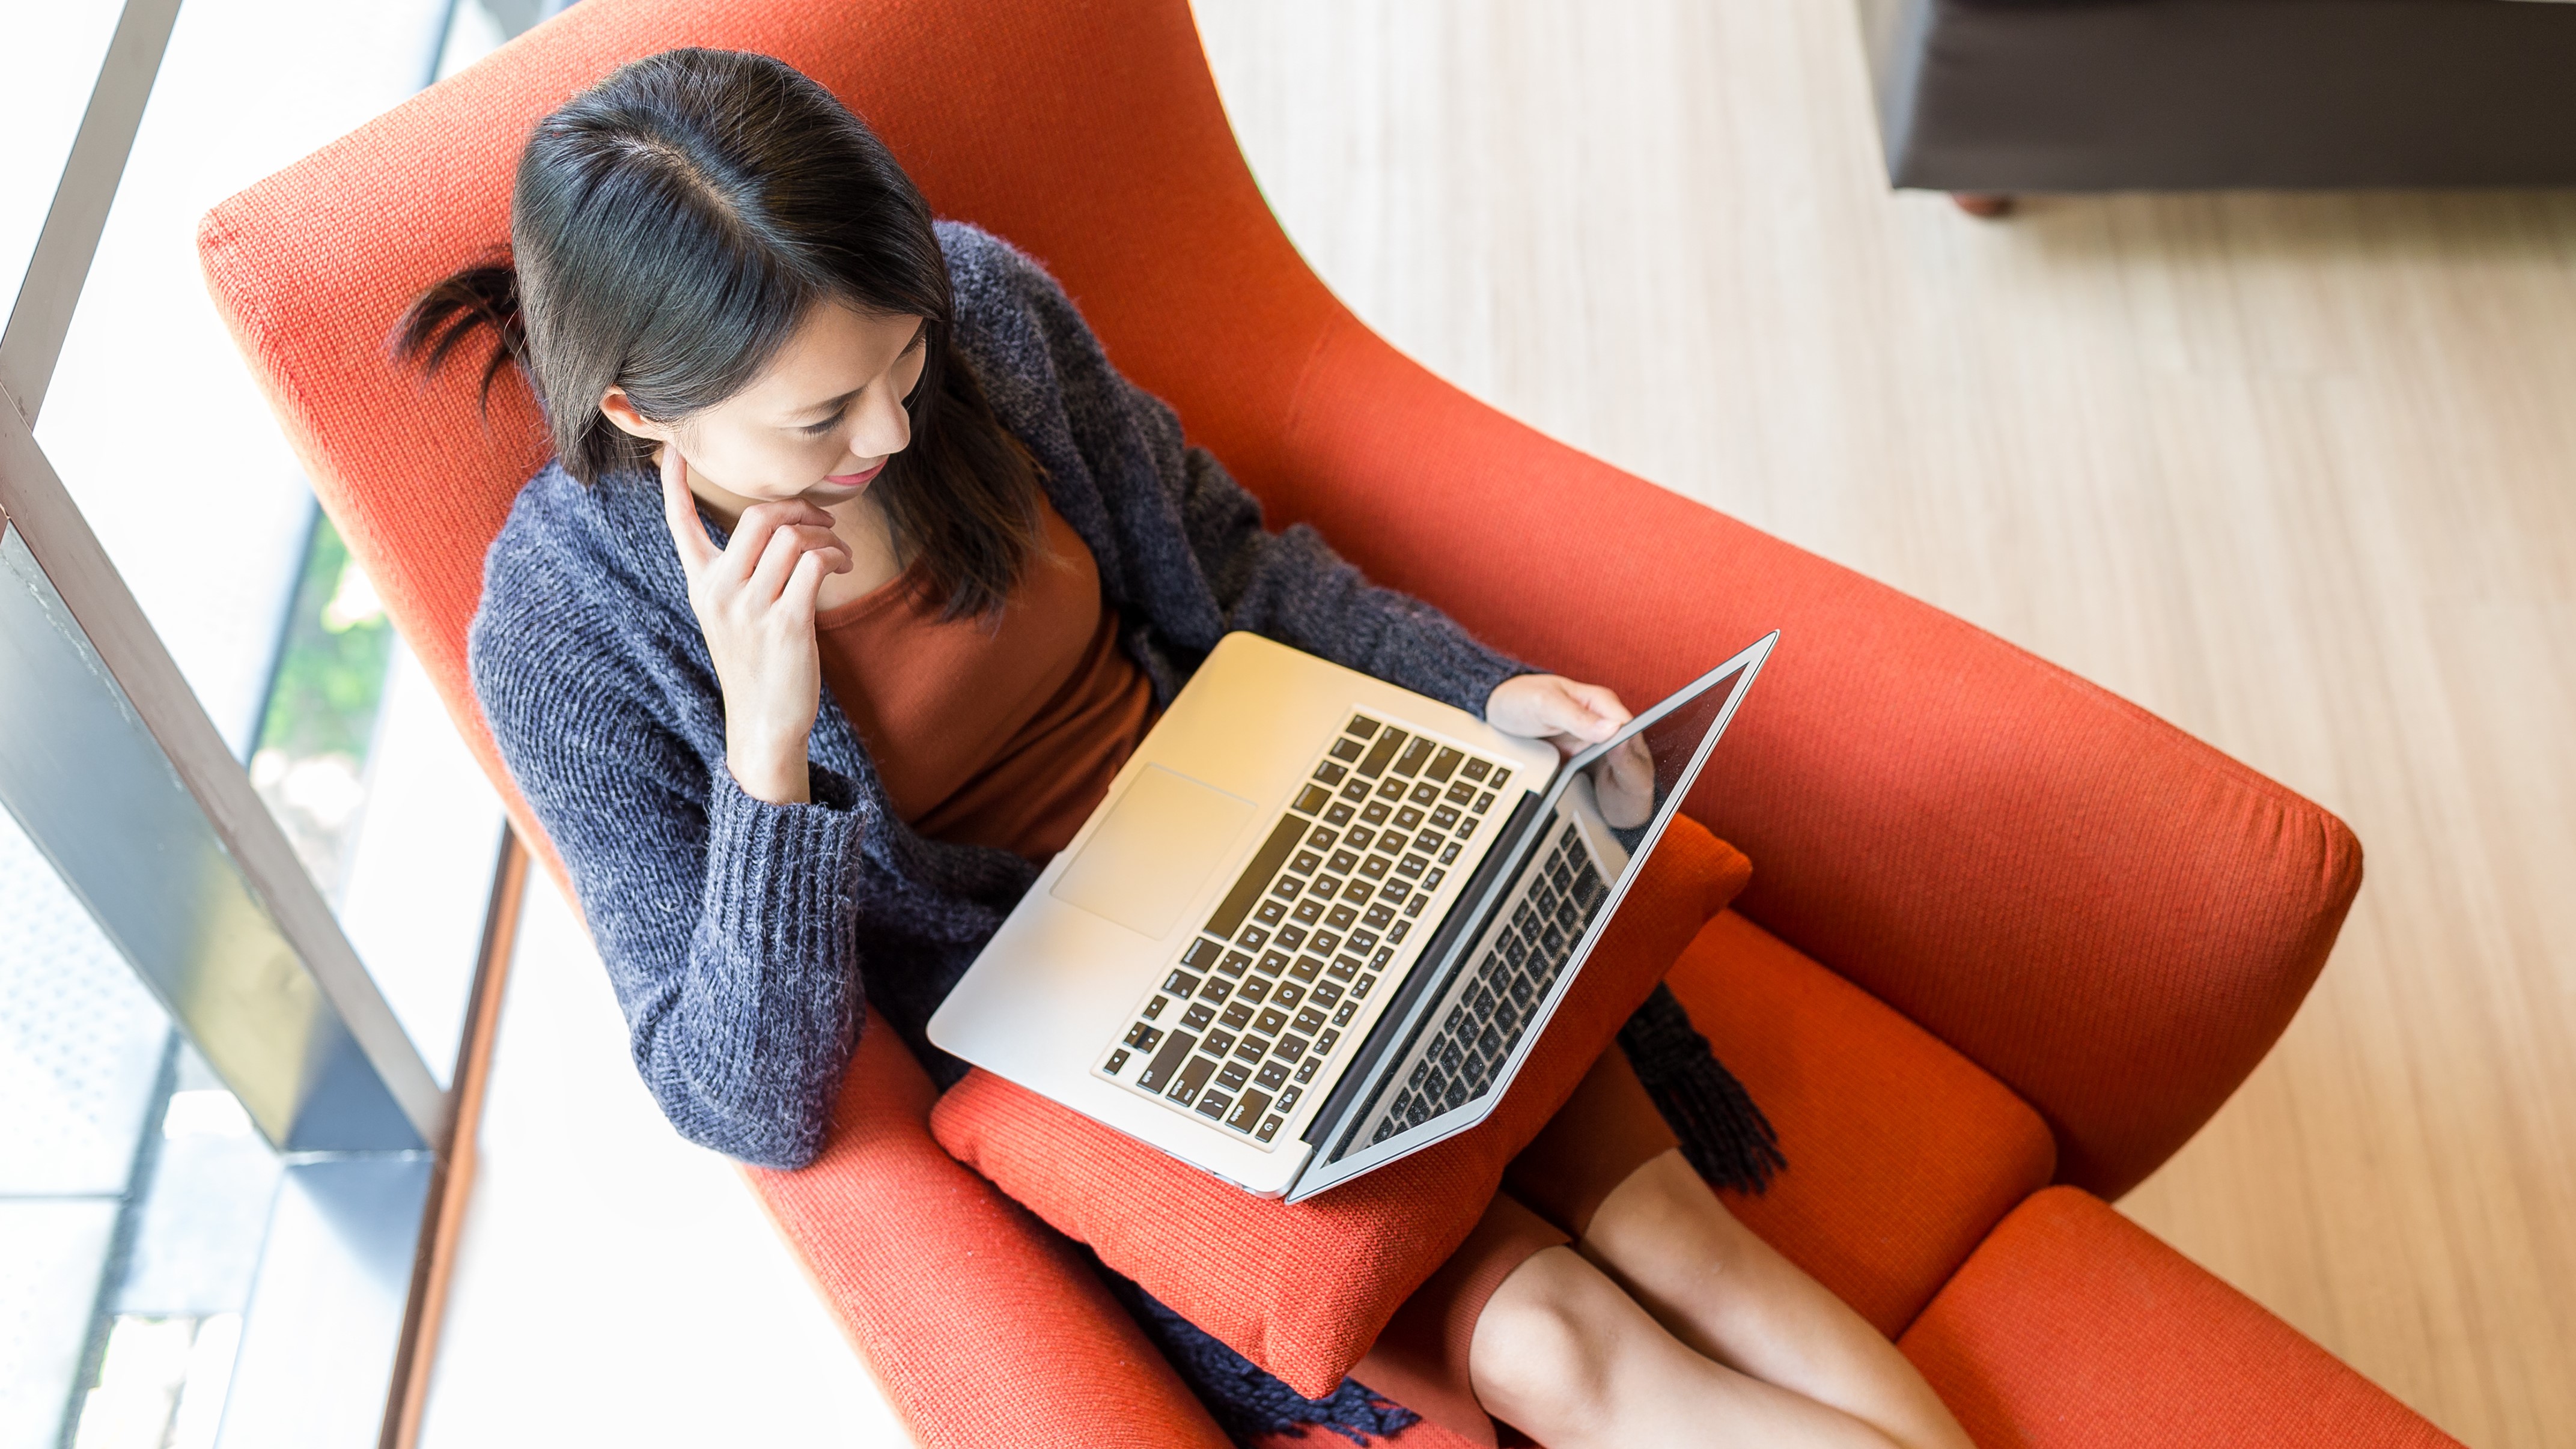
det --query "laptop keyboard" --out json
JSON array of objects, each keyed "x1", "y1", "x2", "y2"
[
  {"x1": 1363, "y1": 819, "x2": 1608, "y2": 1147},
  {"x1": 1098, "y1": 711, "x2": 1511, "y2": 1147}
]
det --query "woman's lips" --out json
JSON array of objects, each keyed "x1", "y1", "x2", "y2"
[{"x1": 824, "y1": 459, "x2": 887, "y2": 486}]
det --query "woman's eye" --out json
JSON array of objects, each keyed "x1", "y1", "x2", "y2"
[{"x1": 799, "y1": 409, "x2": 844, "y2": 437}]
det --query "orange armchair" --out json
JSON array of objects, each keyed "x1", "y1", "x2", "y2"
[{"x1": 199, "y1": 0, "x2": 2453, "y2": 1443}]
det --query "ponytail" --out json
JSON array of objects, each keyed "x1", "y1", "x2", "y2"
[{"x1": 395, "y1": 257, "x2": 528, "y2": 415}]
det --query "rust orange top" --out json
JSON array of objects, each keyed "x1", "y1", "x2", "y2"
[{"x1": 814, "y1": 494, "x2": 1154, "y2": 861}]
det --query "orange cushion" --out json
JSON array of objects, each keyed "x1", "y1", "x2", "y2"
[
  {"x1": 931, "y1": 820, "x2": 1751, "y2": 1399},
  {"x1": 744, "y1": 1026, "x2": 1229, "y2": 1445},
  {"x1": 1665, "y1": 911, "x2": 2057, "y2": 1337},
  {"x1": 1901, "y1": 1187, "x2": 2461, "y2": 1447}
]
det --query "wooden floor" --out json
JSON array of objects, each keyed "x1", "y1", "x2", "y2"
[{"x1": 1192, "y1": 4, "x2": 2576, "y2": 1444}]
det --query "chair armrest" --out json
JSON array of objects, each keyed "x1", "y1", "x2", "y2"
[{"x1": 1234, "y1": 312, "x2": 2359, "y2": 1198}]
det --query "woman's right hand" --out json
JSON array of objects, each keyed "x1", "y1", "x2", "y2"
[{"x1": 660, "y1": 446, "x2": 853, "y2": 805}]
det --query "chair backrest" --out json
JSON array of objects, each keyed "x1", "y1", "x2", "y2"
[{"x1": 197, "y1": 0, "x2": 1333, "y2": 876}]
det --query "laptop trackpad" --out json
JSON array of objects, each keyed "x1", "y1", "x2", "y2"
[{"x1": 1051, "y1": 765, "x2": 1255, "y2": 939}]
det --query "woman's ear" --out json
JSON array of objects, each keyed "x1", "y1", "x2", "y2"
[{"x1": 598, "y1": 386, "x2": 668, "y2": 441}]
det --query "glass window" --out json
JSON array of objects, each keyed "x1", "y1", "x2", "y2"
[
  {"x1": 34, "y1": 0, "x2": 504, "y2": 1086},
  {"x1": 1, "y1": 815, "x2": 277, "y2": 1449},
  {"x1": 0, "y1": 0, "x2": 124, "y2": 303}
]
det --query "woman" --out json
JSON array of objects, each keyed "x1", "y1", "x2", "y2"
[{"x1": 413, "y1": 47, "x2": 1970, "y2": 1449}]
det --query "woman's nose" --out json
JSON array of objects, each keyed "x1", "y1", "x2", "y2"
[{"x1": 851, "y1": 385, "x2": 911, "y2": 460}]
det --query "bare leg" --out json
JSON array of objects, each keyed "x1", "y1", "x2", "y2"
[
  {"x1": 1576, "y1": 1149, "x2": 1973, "y2": 1449},
  {"x1": 1469, "y1": 1244, "x2": 1909, "y2": 1449}
]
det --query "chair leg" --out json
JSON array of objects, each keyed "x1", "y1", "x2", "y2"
[{"x1": 1950, "y1": 193, "x2": 2015, "y2": 219}]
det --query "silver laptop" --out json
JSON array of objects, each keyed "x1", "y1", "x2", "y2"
[{"x1": 928, "y1": 628, "x2": 1775, "y2": 1201}]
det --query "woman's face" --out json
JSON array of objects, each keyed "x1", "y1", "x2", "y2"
[{"x1": 600, "y1": 299, "x2": 929, "y2": 518}]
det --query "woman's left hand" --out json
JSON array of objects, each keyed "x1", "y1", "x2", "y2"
[{"x1": 1486, "y1": 673, "x2": 1631, "y2": 756}]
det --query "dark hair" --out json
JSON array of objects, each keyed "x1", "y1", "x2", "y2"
[{"x1": 399, "y1": 47, "x2": 1040, "y2": 619}]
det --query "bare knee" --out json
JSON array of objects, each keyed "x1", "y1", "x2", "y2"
[
  {"x1": 1586, "y1": 1148, "x2": 1757, "y2": 1279},
  {"x1": 1467, "y1": 1247, "x2": 1627, "y2": 1431}
]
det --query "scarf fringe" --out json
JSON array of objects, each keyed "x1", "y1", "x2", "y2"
[
  {"x1": 1104, "y1": 1271, "x2": 1420, "y2": 1447},
  {"x1": 1618, "y1": 982, "x2": 1786, "y2": 1194}
]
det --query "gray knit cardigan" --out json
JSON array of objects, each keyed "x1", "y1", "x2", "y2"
[{"x1": 468, "y1": 222, "x2": 1533, "y2": 1170}]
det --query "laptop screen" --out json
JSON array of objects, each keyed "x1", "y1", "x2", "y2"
[{"x1": 1294, "y1": 636, "x2": 1775, "y2": 1190}]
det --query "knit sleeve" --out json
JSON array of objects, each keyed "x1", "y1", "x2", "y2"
[
  {"x1": 942, "y1": 222, "x2": 1532, "y2": 715},
  {"x1": 469, "y1": 564, "x2": 867, "y2": 1170}
]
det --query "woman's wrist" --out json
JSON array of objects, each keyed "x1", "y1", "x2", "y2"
[{"x1": 727, "y1": 731, "x2": 812, "y2": 806}]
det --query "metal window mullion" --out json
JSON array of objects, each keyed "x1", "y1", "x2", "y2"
[
  {"x1": 0, "y1": 406, "x2": 445, "y2": 1152},
  {"x1": 0, "y1": 0, "x2": 186, "y2": 426}
]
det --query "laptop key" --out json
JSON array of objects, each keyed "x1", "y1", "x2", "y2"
[
  {"x1": 1427, "y1": 747, "x2": 1463, "y2": 782},
  {"x1": 1181, "y1": 938, "x2": 1222, "y2": 970},
  {"x1": 1416, "y1": 830, "x2": 1443, "y2": 854},
  {"x1": 1134, "y1": 1030, "x2": 1195, "y2": 1090},
  {"x1": 1181, "y1": 1003, "x2": 1216, "y2": 1031},
  {"x1": 1410, "y1": 782, "x2": 1441, "y2": 806},
  {"x1": 1335, "y1": 1001, "x2": 1359, "y2": 1027},
  {"x1": 1309, "y1": 980, "x2": 1342, "y2": 1008},
  {"x1": 1198, "y1": 1091, "x2": 1232, "y2": 1120},
  {"x1": 1376, "y1": 778, "x2": 1407, "y2": 801},
  {"x1": 1475, "y1": 791, "x2": 1495, "y2": 814},
  {"x1": 1163, "y1": 970, "x2": 1201, "y2": 997},
  {"x1": 1295, "y1": 1059, "x2": 1320, "y2": 1084},
  {"x1": 1217, "y1": 1059, "x2": 1252, "y2": 1090},
  {"x1": 1256, "y1": 1116, "x2": 1283, "y2": 1144},
  {"x1": 1490, "y1": 767, "x2": 1511, "y2": 787},
  {"x1": 1389, "y1": 920, "x2": 1410, "y2": 942},
  {"x1": 1254, "y1": 1060, "x2": 1291, "y2": 1090},
  {"x1": 1168, "y1": 1053, "x2": 1218, "y2": 1107},
  {"x1": 1219, "y1": 1002, "x2": 1252, "y2": 1030},
  {"x1": 1277, "y1": 1034, "x2": 1309, "y2": 1062},
  {"x1": 1329, "y1": 849, "x2": 1360, "y2": 873},
  {"x1": 1255, "y1": 1007, "x2": 1290, "y2": 1036},
  {"x1": 1276, "y1": 1086, "x2": 1301, "y2": 1111},
  {"x1": 1274, "y1": 979, "x2": 1308, "y2": 1007},
  {"x1": 1396, "y1": 737, "x2": 1434, "y2": 776},
  {"x1": 1202, "y1": 1028, "x2": 1238, "y2": 1057},
  {"x1": 1292, "y1": 900, "x2": 1324, "y2": 924},
  {"x1": 1124, "y1": 1022, "x2": 1162, "y2": 1051},
  {"x1": 1360, "y1": 801, "x2": 1391, "y2": 825},
  {"x1": 1356, "y1": 729, "x2": 1405, "y2": 778},
  {"x1": 1325, "y1": 801, "x2": 1354, "y2": 826},
  {"x1": 1254, "y1": 899, "x2": 1286, "y2": 926},
  {"x1": 1393, "y1": 805, "x2": 1424, "y2": 831},
  {"x1": 1237, "y1": 1036, "x2": 1271, "y2": 1062},
  {"x1": 1355, "y1": 973, "x2": 1378, "y2": 997},
  {"x1": 1293, "y1": 1006, "x2": 1328, "y2": 1034},
  {"x1": 1104, "y1": 1048, "x2": 1130, "y2": 1074},
  {"x1": 1228, "y1": 1092, "x2": 1273, "y2": 1133},
  {"x1": 1294, "y1": 785, "x2": 1330, "y2": 814},
  {"x1": 1332, "y1": 734, "x2": 1367, "y2": 760},
  {"x1": 1141, "y1": 995, "x2": 1168, "y2": 1020},
  {"x1": 1326, "y1": 905, "x2": 1359, "y2": 930},
  {"x1": 1312, "y1": 761, "x2": 1347, "y2": 786},
  {"x1": 1440, "y1": 843, "x2": 1461, "y2": 864},
  {"x1": 1317, "y1": 1029, "x2": 1339, "y2": 1054},
  {"x1": 1217, "y1": 951, "x2": 1252, "y2": 979}
]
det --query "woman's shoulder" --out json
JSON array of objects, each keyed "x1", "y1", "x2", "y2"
[
  {"x1": 934, "y1": 220, "x2": 1110, "y2": 387},
  {"x1": 469, "y1": 460, "x2": 675, "y2": 692}
]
